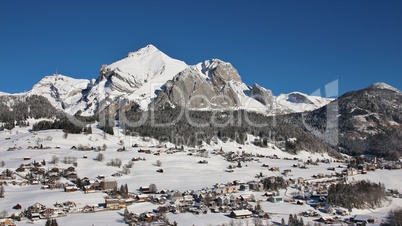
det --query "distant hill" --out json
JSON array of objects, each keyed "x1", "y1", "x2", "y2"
[{"x1": 304, "y1": 82, "x2": 402, "y2": 159}]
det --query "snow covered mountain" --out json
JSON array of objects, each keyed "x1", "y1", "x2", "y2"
[
  {"x1": 276, "y1": 92, "x2": 334, "y2": 114},
  {"x1": 0, "y1": 44, "x2": 332, "y2": 116},
  {"x1": 304, "y1": 82, "x2": 402, "y2": 158},
  {"x1": 28, "y1": 74, "x2": 90, "y2": 114},
  {"x1": 151, "y1": 59, "x2": 269, "y2": 111},
  {"x1": 151, "y1": 58, "x2": 332, "y2": 114},
  {"x1": 76, "y1": 44, "x2": 188, "y2": 115}
]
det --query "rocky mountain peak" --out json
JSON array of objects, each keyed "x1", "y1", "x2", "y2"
[
  {"x1": 206, "y1": 59, "x2": 242, "y2": 87},
  {"x1": 251, "y1": 83, "x2": 275, "y2": 106},
  {"x1": 369, "y1": 82, "x2": 401, "y2": 93}
]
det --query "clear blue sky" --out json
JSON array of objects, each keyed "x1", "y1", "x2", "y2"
[{"x1": 1, "y1": 0, "x2": 401, "y2": 96}]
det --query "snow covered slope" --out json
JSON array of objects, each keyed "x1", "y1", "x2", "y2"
[
  {"x1": 78, "y1": 44, "x2": 188, "y2": 115},
  {"x1": 28, "y1": 74, "x2": 90, "y2": 113},
  {"x1": 276, "y1": 92, "x2": 334, "y2": 114}
]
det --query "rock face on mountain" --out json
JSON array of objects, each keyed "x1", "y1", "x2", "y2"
[
  {"x1": 251, "y1": 83, "x2": 275, "y2": 107},
  {"x1": 152, "y1": 59, "x2": 332, "y2": 113},
  {"x1": 152, "y1": 59, "x2": 251, "y2": 109},
  {"x1": 304, "y1": 82, "x2": 402, "y2": 159}
]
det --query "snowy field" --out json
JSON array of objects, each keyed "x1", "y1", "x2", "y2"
[{"x1": 1, "y1": 123, "x2": 401, "y2": 225}]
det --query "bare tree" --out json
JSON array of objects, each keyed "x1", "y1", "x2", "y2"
[
  {"x1": 51, "y1": 155, "x2": 59, "y2": 164},
  {"x1": 102, "y1": 143, "x2": 107, "y2": 151},
  {"x1": 0, "y1": 210, "x2": 7, "y2": 218},
  {"x1": 235, "y1": 219, "x2": 243, "y2": 226},
  {"x1": 115, "y1": 158, "x2": 122, "y2": 168},
  {"x1": 122, "y1": 166, "x2": 130, "y2": 175},
  {"x1": 155, "y1": 160, "x2": 162, "y2": 167},
  {"x1": 126, "y1": 161, "x2": 134, "y2": 168},
  {"x1": 252, "y1": 218, "x2": 263, "y2": 226},
  {"x1": 96, "y1": 153, "x2": 104, "y2": 162},
  {"x1": 0, "y1": 161, "x2": 5, "y2": 167},
  {"x1": 385, "y1": 208, "x2": 402, "y2": 226},
  {"x1": 244, "y1": 219, "x2": 250, "y2": 226},
  {"x1": 149, "y1": 183, "x2": 157, "y2": 193},
  {"x1": 108, "y1": 158, "x2": 122, "y2": 168}
]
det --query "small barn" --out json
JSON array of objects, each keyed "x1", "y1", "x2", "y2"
[{"x1": 230, "y1": 210, "x2": 252, "y2": 219}]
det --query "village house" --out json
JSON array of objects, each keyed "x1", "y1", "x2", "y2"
[
  {"x1": 13, "y1": 204, "x2": 22, "y2": 210},
  {"x1": 213, "y1": 186, "x2": 227, "y2": 195},
  {"x1": 40, "y1": 207, "x2": 64, "y2": 219},
  {"x1": 267, "y1": 196, "x2": 284, "y2": 203},
  {"x1": 258, "y1": 211, "x2": 270, "y2": 219},
  {"x1": 323, "y1": 205, "x2": 333, "y2": 214},
  {"x1": 105, "y1": 199, "x2": 126, "y2": 210},
  {"x1": 230, "y1": 210, "x2": 252, "y2": 219},
  {"x1": 0, "y1": 219, "x2": 16, "y2": 226},
  {"x1": 239, "y1": 184, "x2": 249, "y2": 192},
  {"x1": 49, "y1": 167, "x2": 60, "y2": 176},
  {"x1": 83, "y1": 185, "x2": 96, "y2": 193},
  {"x1": 248, "y1": 182, "x2": 264, "y2": 192},
  {"x1": 168, "y1": 190, "x2": 183, "y2": 202},
  {"x1": 217, "y1": 196, "x2": 231, "y2": 206},
  {"x1": 140, "y1": 186, "x2": 150, "y2": 194},
  {"x1": 351, "y1": 215, "x2": 378, "y2": 225},
  {"x1": 64, "y1": 185, "x2": 78, "y2": 192},
  {"x1": 81, "y1": 205, "x2": 95, "y2": 212},
  {"x1": 29, "y1": 202, "x2": 46, "y2": 212},
  {"x1": 135, "y1": 194, "x2": 150, "y2": 202},
  {"x1": 65, "y1": 172, "x2": 77, "y2": 180},
  {"x1": 100, "y1": 181, "x2": 117, "y2": 191}
]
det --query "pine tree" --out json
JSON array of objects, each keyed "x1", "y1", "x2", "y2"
[
  {"x1": 52, "y1": 218, "x2": 59, "y2": 226},
  {"x1": 45, "y1": 218, "x2": 51, "y2": 226},
  {"x1": 299, "y1": 217, "x2": 304, "y2": 226},
  {"x1": 281, "y1": 218, "x2": 286, "y2": 226},
  {"x1": 76, "y1": 178, "x2": 82, "y2": 189},
  {"x1": 124, "y1": 207, "x2": 130, "y2": 222},
  {"x1": 0, "y1": 185, "x2": 4, "y2": 197},
  {"x1": 288, "y1": 214, "x2": 294, "y2": 226},
  {"x1": 120, "y1": 185, "x2": 125, "y2": 195}
]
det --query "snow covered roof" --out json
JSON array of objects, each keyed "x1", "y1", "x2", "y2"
[{"x1": 231, "y1": 210, "x2": 252, "y2": 216}]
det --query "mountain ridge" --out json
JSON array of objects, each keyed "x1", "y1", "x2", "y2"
[
  {"x1": 0, "y1": 45, "x2": 333, "y2": 116},
  {"x1": 303, "y1": 82, "x2": 402, "y2": 159},
  {"x1": 0, "y1": 45, "x2": 401, "y2": 158}
]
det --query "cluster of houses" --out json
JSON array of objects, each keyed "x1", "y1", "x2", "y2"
[
  {"x1": 5, "y1": 200, "x2": 109, "y2": 222},
  {"x1": 120, "y1": 180, "x2": 281, "y2": 224},
  {"x1": 316, "y1": 214, "x2": 380, "y2": 225}
]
